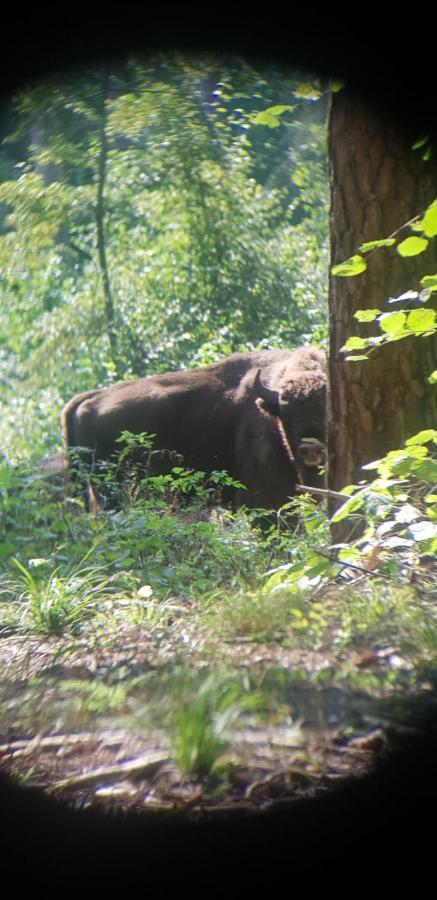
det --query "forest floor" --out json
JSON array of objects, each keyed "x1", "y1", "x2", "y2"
[
  {"x1": 1, "y1": 586, "x2": 435, "y2": 819},
  {"x1": 1, "y1": 470, "x2": 436, "y2": 821}
]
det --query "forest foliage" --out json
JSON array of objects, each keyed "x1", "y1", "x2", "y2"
[
  {"x1": 0, "y1": 55, "x2": 328, "y2": 462},
  {"x1": 1, "y1": 57, "x2": 435, "y2": 591},
  {"x1": 1, "y1": 59, "x2": 436, "y2": 793}
]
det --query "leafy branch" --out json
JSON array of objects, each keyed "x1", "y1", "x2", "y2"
[{"x1": 331, "y1": 199, "x2": 437, "y2": 375}]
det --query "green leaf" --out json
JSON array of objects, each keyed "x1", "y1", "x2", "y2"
[
  {"x1": 424, "y1": 537, "x2": 437, "y2": 555},
  {"x1": 412, "y1": 135, "x2": 429, "y2": 150},
  {"x1": 411, "y1": 220, "x2": 427, "y2": 233},
  {"x1": 406, "y1": 308, "x2": 436, "y2": 334},
  {"x1": 359, "y1": 238, "x2": 396, "y2": 252},
  {"x1": 428, "y1": 370, "x2": 437, "y2": 384},
  {"x1": 378, "y1": 311, "x2": 407, "y2": 334},
  {"x1": 329, "y1": 79, "x2": 344, "y2": 93},
  {"x1": 337, "y1": 547, "x2": 363, "y2": 563},
  {"x1": 331, "y1": 255, "x2": 367, "y2": 277},
  {"x1": 354, "y1": 309, "x2": 381, "y2": 322},
  {"x1": 331, "y1": 490, "x2": 366, "y2": 523},
  {"x1": 266, "y1": 105, "x2": 295, "y2": 117},
  {"x1": 405, "y1": 429, "x2": 437, "y2": 446},
  {"x1": 383, "y1": 536, "x2": 414, "y2": 549},
  {"x1": 250, "y1": 105, "x2": 294, "y2": 128},
  {"x1": 397, "y1": 236, "x2": 429, "y2": 257},
  {"x1": 422, "y1": 203, "x2": 437, "y2": 238},
  {"x1": 346, "y1": 354, "x2": 370, "y2": 361},
  {"x1": 411, "y1": 458, "x2": 437, "y2": 482},
  {"x1": 293, "y1": 83, "x2": 322, "y2": 100},
  {"x1": 420, "y1": 274, "x2": 437, "y2": 291},
  {"x1": 341, "y1": 336, "x2": 368, "y2": 352},
  {"x1": 250, "y1": 111, "x2": 281, "y2": 128},
  {"x1": 395, "y1": 504, "x2": 421, "y2": 524}
]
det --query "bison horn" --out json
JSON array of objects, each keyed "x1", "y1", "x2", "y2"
[{"x1": 254, "y1": 369, "x2": 280, "y2": 415}]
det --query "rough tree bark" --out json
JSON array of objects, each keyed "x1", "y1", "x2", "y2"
[{"x1": 328, "y1": 90, "x2": 437, "y2": 509}]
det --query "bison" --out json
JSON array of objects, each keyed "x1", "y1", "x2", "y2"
[{"x1": 62, "y1": 347, "x2": 327, "y2": 511}]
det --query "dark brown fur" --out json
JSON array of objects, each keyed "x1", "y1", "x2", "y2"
[{"x1": 62, "y1": 348, "x2": 327, "y2": 510}]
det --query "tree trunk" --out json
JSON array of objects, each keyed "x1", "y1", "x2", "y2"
[
  {"x1": 95, "y1": 68, "x2": 121, "y2": 378},
  {"x1": 328, "y1": 90, "x2": 437, "y2": 515}
]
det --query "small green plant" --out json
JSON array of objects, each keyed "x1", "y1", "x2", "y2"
[
  {"x1": 9, "y1": 556, "x2": 116, "y2": 636},
  {"x1": 173, "y1": 676, "x2": 260, "y2": 779}
]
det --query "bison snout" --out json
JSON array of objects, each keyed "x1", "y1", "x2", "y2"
[{"x1": 298, "y1": 439, "x2": 325, "y2": 468}]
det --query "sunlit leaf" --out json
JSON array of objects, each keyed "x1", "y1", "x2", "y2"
[
  {"x1": 422, "y1": 202, "x2": 437, "y2": 238},
  {"x1": 406, "y1": 308, "x2": 436, "y2": 334},
  {"x1": 407, "y1": 521, "x2": 437, "y2": 542},
  {"x1": 250, "y1": 106, "x2": 294, "y2": 128},
  {"x1": 361, "y1": 459, "x2": 382, "y2": 471},
  {"x1": 337, "y1": 547, "x2": 363, "y2": 563},
  {"x1": 395, "y1": 504, "x2": 421, "y2": 524},
  {"x1": 331, "y1": 255, "x2": 367, "y2": 276},
  {"x1": 359, "y1": 238, "x2": 396, "y2": 252},
  {"x1": 293, "y1": 83, "x2": 322, "y2": 100},
  {"x1": 421, "y1": 274, "x2": 437, "y2": 291},
  {"x1": 383, "y1": 536, "x2": 413, "y2": 549},
  {"x1": 354, "y1": 309, "x2": 380, "y2": 322},
  {"x1": 411, "y1": 220, "x2": 427, "y2": 233},
  {"x1": 397, "y1": 236, "x2": 429, "y2": 257},
  {"x1": 266, "y1": 105, "x2": 295, "y2": 117},
  {"x1": 405, "y1": 429, "x2": 437, "y2": 446},
  {"x1": 331, "y1": 490, "x2": 366, "y2": 523},
  {"x1": 250, "y1": 111, "x2": 281, "y2": 128},
  {"x1": 341, "y1": 336, "x2": 368, "y2": 351},
  {"x1": 428, "y1": 370, "x2": 437, "y2": 384},
  {"x1": 378, "y1": 311, "x2": 407, "y2": 334}
]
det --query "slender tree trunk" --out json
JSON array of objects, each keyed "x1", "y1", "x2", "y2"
[
  {"x1": 31, "y1": 124, "x2": 69, "y2": 251},
  {"x1": 328, "y1": 90, "x2": 437, "y2": 518},
  {"x1": 95, "y1": 68, "x2": 120, "y2": 378}
]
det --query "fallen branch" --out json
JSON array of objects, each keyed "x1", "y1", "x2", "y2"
[
  {"x1": 0, "y1": 732, "x2": 98, "y2": 758},
  {"x1": 51, "y1": 750, "x2": 170, "y2": 791}
]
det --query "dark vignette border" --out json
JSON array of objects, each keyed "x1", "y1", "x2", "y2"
[{"x1": 0, "y1": 11, "x2": 436, "y2": 887}]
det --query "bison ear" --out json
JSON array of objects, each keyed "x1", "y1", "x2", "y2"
[{"x1": 254, "y1": 369, "x2": 280, "y2": 416}]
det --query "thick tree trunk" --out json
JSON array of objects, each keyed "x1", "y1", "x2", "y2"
[{"x1": 328, "y1": 90, "x2": 437, "y2": 508}]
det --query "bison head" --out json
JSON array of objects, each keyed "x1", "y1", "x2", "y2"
[{"x1": 254, "y1": 367, "x2": 326, "y2": 486}]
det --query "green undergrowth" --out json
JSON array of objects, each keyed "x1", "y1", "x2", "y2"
[{"x1": 1, "y1": 458, "x2": 436, "y2": 668}]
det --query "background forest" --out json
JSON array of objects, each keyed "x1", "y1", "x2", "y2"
[{"x1": 0, "y1": 55, "x2": 328, "y2": 462}]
